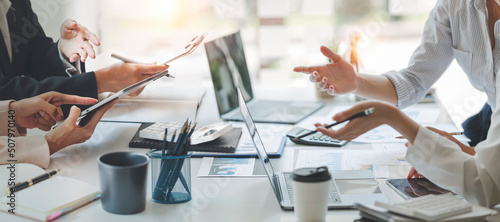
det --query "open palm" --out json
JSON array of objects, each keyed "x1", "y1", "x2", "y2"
[{"x1": 294, "y1": 46, "x2": 357, "y2": 94}]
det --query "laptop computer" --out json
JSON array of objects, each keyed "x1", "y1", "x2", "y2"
[
  {"x1": 236, "y1": 87, "x2": 387, "y2": 210},
  {"x1": 205, "y1": 30, "x2": 324, "y2": 124}
]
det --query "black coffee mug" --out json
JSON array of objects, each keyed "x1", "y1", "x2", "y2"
[{"x1": 98, "y1": 152, "x2": 149, "y2": 214}]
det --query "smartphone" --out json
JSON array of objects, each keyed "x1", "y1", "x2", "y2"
[{"x1": 286, "y1": 127, "x2": 348, "y2": 147}]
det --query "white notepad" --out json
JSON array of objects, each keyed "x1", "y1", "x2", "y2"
[{"x1": 0, "y1": 164, "x2": 99, "y2": 221}]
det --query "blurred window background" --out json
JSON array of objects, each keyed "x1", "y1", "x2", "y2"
[{"x1": 32, "y1": 0, "x2": 486, "y2": 127}]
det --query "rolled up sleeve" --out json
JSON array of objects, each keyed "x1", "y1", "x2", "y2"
[{"x1": 382, "y1": 0, "x2": 454, "y2": 108}]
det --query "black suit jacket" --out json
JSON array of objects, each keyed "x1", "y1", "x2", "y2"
[{"x1": 0, "y1": 0, "x2": 98, "y2": 114}]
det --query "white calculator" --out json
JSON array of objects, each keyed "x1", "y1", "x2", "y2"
[{"x1": 139, "y1": 122, "x2": 233, "y2": 145}]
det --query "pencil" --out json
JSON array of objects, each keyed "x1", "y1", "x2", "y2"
[
  {"x1": 395, "y1": 131, "x2": 463, "y2": 139},
  {"x1": 110, "y1": 53, "x2": 143, "y2": 64},
  {"x1": 293, "y1": 107, "x2": 375, "y2": 141}
]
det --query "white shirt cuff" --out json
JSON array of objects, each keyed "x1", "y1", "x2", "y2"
[
  {"x1": 15, "y1": 136, "x2": 51, "y2": 169},
  {"x1": 57, "y1": 41, "x2": 81, "y2": 76}
]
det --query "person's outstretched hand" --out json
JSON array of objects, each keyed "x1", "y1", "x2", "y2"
[
  {"x1": 9, "y1": 92, "x2": 97, "y2": 131},
  {"x1": 294, "y1": 46, "x2": 357, "y2": 95},
  {"x1": 45, "y1": 99, "x2": 118, "y2": 154},
  {"x1": 59, "y1": 19, "x2": 101, "y2": 63}
]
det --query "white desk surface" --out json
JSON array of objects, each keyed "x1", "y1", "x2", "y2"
[{"x1": 4, "y1": 85, "x2": 500, "y2": 222}]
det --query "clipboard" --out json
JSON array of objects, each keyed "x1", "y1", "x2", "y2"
[{"x1": 77, "y1": 33, "x2": 207, "y2": 126}]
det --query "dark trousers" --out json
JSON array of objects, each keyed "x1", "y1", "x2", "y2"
[{"x1": 462, "y1": 103, "x2": 492, "y2": 147}]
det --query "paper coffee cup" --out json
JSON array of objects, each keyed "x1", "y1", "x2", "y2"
[{"x1": 292, "y1": 166, "x2": 331, "y2": 222}]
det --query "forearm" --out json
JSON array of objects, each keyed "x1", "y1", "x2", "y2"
[
  {"x1": 0, "y1": 136, "x2": 50, "y2": 169},
  {"x1": 385, "y1": 106, "x2": 420, "y2": 143},
  {"x1": 355, "y1": 73, "x2": 398, "y2": 106}
]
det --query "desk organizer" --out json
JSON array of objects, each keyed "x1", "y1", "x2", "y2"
[{"x1": 148, "y1": 149, "x2": 192, "y2": 203}]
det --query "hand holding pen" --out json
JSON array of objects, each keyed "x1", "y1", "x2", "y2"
[{"x1": 294, "y1": 107, "x2": 375, "y2": 141}]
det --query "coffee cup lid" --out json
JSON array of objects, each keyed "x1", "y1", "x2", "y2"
[{"x1": 292, "y1": 166, "x2": 331, "y2": 182}]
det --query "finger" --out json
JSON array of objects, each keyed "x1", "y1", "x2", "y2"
[
  {"x1": 84, "y1": 99, "x2": 117, "y2": 129},
  {"x1": 327, "y1": 85, "x2": 336, "y2": 95},
  {"x1": 425, "y1": 126, "x2": 452, "y2": 139},
  {"x1": 308, "y1": 71, "x2": 319, "y2": 83},
  {"x1": 35, "y1": 114, "x2": 55, "y2": 131},
  {"x1": 56, "y1": 107, "x2": 64, "y2": 121},
  {"x1": 408, "y1": 168, "x2": 417, "y2": 178},
  {"x1": 51, "y1": 94, "x2": 97, "y2": 106},
  {"x1": 137, "y1": 64, "x2": 169, "y2": 74},
  {"x1": 62, "y1": 19, "x2": 78, "y2": 30},
  {"x1": 316, "y1": 77, "x2": 328, "y2": 91},
  {"x1": 37, "y1": 110, "x2": 51, "y2": 122},
  {"x1": 333, "y1": 104, "x2": 371, "y2": 122},
  {"x1": 69, "y1": 53, "x2": 79, "y2": 63},
  {"x1": 320, "y1": 45, "x2": 342, "y2": 63},
  {"x1": 33, "y1": 99, "x2": 61, "y2": 121},
  {"x1": 82, "y1": 41, "x2": 96, "y2": 59},
  {"x1": 79, "y1": 25, "x2": 101, "y2": 46},
  {"x1": 319, "y1": 119, "x2": 362, "y2": 140},
  {"x1": 405, "y1": 142, "x2": 409, "y2": 147},
  {"x1": 66, "y1": 105, "x2": 81, "y2": 125},
  {"x1": 77, "y1": 48, "x2": 88, "y2": 62},
  {"x1": 293, "y1": 66, "x2": 320, "y2": 74},
  {"x1": 62, "y1": 19, "x2": 78, "y2": 34}
]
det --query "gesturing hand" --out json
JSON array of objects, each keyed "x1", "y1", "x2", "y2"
[
  {"x1": 59, "y1": 19, "x2": 101, "y2": 63},
  {"x1": 9, "y1": 92, "x2": 97, "y2": 131},
  {"x1": 294, "y1": 46, "x2": 357, "y2": 95}
]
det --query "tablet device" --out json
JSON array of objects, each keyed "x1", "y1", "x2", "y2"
[
  {"x1": 386, "y1": 178, "x2": 452, "y2": 200},
  {"x1": 77, "y1": 69, "x2": 172, "y2": 126}
]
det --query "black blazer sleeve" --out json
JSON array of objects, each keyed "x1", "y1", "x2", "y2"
[{"x1": 0, "y1": 0, "x2": 99, "y2": 115}]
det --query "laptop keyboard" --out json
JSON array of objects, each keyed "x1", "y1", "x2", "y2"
[
  {"x1": 283, "y1": 172, "x2": 342, "y2": 205},
  {"x1": 248, "y1": 100, "x2": 289, "y2": 117}
]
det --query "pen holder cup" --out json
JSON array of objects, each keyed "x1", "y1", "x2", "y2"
[{"x1": 148, "y1": 150, "x2": 192, "y2": 204}]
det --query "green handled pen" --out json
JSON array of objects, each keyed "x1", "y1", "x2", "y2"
[{"x1": 293, "y1": 107, "x2": 375, "y2": 141}]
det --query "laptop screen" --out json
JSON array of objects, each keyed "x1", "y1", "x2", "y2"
[
  {"x1": 205, "y1": 31, "x2": 254, "y2": 115},
  {"x1": 237, "y1": 88, "x2": 280, "y2": 197}
]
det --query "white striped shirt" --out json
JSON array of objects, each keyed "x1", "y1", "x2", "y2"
[{"x1": 383, "y1": 0, "x2": 498, "y2": 109}]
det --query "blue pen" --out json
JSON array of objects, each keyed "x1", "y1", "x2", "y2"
[
  {"x1": 166, "y1": 121, "x2": 193, "y2": 200},
  {"x1": 162, "y1": 128, "x2": 168, "y2": 156}
]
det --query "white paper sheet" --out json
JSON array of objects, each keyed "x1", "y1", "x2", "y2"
[
  {"x1": 295, "y1": 150, "x2": 390, "y2": 178},
  {"x1": 371, "y1": 143, "x2": 411, "y2": 166},
  {"x1": 198, "y1": 157, "x2": 260, "y2": 177},
  {"x1": 402, "y1": 107, "x2": 441, "y2": 124},
  {"x1": 197, "y1": 148, "x2": 295, "y2": 177}
]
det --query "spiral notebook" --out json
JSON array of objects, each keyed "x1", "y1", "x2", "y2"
[{"x1": 129, "y1": 123, "x2": 242, "y2": 154}]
